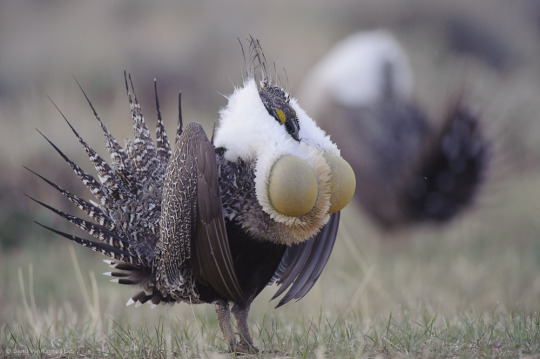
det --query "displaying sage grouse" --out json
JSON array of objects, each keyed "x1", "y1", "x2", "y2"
[
  {"x1": 27, "y1": 39, "x2": 355, "y2": 353},
  {"x1": 299, "y1": 30, "x2": 489, "y2": 230}
]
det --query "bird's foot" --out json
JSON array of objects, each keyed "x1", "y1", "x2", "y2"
[{"x1": 230, "y1": 340, "x2": 259, "y2": 355}]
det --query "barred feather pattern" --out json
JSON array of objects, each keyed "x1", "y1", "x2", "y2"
[
  {"x1": 76, "y1": 78, "x2": 143, "y2": 196},
  {"x1": 154, "y1": 80, "x2": 172, "y2": 164},
  {"x1": 30, "y1": 73, "x2": 182, "y2": 305},
  {"x1": 124, "y1": 75, "x2": 162, "y2": 185}
]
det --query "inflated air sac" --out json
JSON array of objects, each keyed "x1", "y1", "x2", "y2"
[
  {"x1": 324, "y1": 154, "x2": 356, "y2": 213},
  {"x1": 268, "y1": 155, "x2": 319, "y2": 217}
]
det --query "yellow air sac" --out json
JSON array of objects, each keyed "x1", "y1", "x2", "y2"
[
  {"x1": 268, "y1": 155, "x2": 319, "y2": 217},
  {"x1": 324, "y1": 154, "x2": 356, "y2": 213}
]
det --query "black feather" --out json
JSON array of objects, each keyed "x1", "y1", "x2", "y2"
[{"x1": 271, "y1": 212, "x2": 340, "y2": 307}]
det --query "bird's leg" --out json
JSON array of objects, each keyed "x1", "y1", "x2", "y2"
[
  {"x1": 214, "y1": 301, "x2": 236, "y2": 351},
  {"x1": 232, "y1": 302, "x2": 258, "y2": 353}
]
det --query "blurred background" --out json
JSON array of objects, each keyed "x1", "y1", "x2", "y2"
[{"x1": 1, "y1": 0, "x2": 539, "y2": 338}]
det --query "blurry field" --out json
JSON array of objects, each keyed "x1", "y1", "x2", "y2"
[{"x1": 1, "y1": 1, "x2": 540, "y2": 358}]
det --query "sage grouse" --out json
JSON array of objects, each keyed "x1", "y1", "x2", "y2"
[
  {"x1": 27, "y1": 40, "x2": 355, "y2": 352},
  {"x1": 299, "y1": 30, "x2": 489, "y2": 230}
]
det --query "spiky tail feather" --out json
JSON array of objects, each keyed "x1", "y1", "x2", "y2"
[
  {"x1": 404, "y1": 98, "x2": 490, "y2": 222},
  {"x1": 28, "y1": 72, "x2": 185, "y2": 307}
]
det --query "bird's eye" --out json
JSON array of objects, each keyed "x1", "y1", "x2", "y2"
[
  {"x1": 259, "y1": 86, "x2": 300, "y2": 141},
  {"x1": 275, "y1": 109, "x2": 286, "y2": 124}
]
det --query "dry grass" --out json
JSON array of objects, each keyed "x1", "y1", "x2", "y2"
[
  {"x1": 1, "y1": 166, "x2": 539, "y2": 357},
  {"x1": 1, "y1": 1, "x2": 540, "y2": 358}
]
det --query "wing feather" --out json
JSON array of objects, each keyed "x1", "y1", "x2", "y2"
[
  {"x1": 156, "y1": 122, "x2": 244, "y2": 303},
  {"x1": 192, "y1": 128, "x2": 245, "y2": 303},
  {"x1": 270, "y1": 212, "x2": 340, "y2": 308}
]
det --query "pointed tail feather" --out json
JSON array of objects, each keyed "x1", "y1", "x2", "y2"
[
  {"x1": 123, "y1": 72, "x2": 161, "y2": 184},
  {"x1": 75, "y1": 77, "x2": 142, "y2": 195},
  {"x1": 153, "y1": 79, "x2": 172, "y2": 165},
  {"x1": 31, "y1": 73, "x2": 178, "y2": 306},
  {"x1": 24, "y1": 166, "x2": 115, "y2": 230},
  {"x1": 36, "y1": 129, "x2": 109, "y2": 207},
  {"x1": 27, "y1": 195, "x2": 130, "y2": 251},
  {"x1": 35, "y1": 221, "x2": 139, "y2": 264},
  {"x1": 126, "y1": 290, "x2": 175, "y2": 307},
  {"x1": 48, "y1": 100, "x2": 131, "y2": 202},
  {"x1": 175, "y1": 91, "x2": 184, "y2": 145}
]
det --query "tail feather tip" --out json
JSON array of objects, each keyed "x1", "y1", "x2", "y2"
[{"x1": 103, "y1": 259, "x2": 115, "y2": 267}]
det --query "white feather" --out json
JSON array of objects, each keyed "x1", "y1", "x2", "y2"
[
  {"x1": 214, "y1": 79, "x2": 295, "y2": 162},
  {"x1": 291, "y1": 97, "x2": 339, "y2": 155},
  {"x1": 214, "y1": 77, "x2": 341, "y2": 225},
  {"x1": 299, "y1": 30, "x2": 413, "y2": 112},
  {"x1": 215, "y1": 78, "x2": 338, "y2": 162},
  {"x1": 102, "y1": 259, "x2": 115, "y2": 268}
]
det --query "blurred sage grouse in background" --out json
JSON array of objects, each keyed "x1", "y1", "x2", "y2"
[
  {"x1": 27, "y1": 39, "x2": 355, "y2": 353},
  {"x1": 299, "y1": 30, "x2": 489, "y2": 231}
]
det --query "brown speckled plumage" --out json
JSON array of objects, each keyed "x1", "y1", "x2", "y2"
[{"x1": 28, "y1": 40, "x2": 343, "y2": 353}]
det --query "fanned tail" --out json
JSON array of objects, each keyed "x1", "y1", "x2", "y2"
[
  {"x1": 124, "y1": 72, "x2": 162, "y2": 185},
  {"x1": 35, "y1": 129, "x2": 109, "y2": 207},
  {"x1": 101, "y1": 259, "x2": 175, "y2": 307},
  {"x1": 404, "y1": 98, "x2": 490, "y2": 222},
  {"x1": 34, "y1": 221, "x2": 138, "y2": 265},
  {"x1": 75, "y1": 77, "x2": 141, "y2": 195},
  {"x1": 27, "y1": 195, "x2": 132, "y2": 253},
  {"x1": 24, "y1": 166, "x2": 114, "y2": 229},
  {"x1": 29, "y1": 73, "x2": 182, "y2": 304},
  {"x1": 50, "y1": 100, "x2": 132, "y2": 204}
]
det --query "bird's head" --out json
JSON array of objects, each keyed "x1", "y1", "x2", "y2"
[{"x1": 213, "y1": 39, "x2": 355, "y2": 245}]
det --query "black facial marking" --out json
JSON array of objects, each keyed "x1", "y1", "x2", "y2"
[{"x1": 259, "y1": 85, "x2": 300, "y2": 141}]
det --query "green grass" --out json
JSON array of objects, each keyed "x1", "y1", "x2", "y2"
[
  {"x1": 1, "y1": 1, "x2": 539, "y2": 357},
  {"x1": 1, "y1": 7, "x2": 539, "y2": 354},
  {"x1": 2, "y1": 299, "x2": 539, "y2": 358},
  {"x1": 1, "y1": 167, "x2": 539, "y2": 358}
]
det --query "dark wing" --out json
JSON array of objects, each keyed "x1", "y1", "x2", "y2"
[
  {"x1": 192, "y1": 126, "x2": 246, "y2": 304},
  {"x1": 270, "y1": 211, "x2": 340, "y2": 308},
  {"x1": 157, "y1": 122, "x2": 244, "y2": 304}
]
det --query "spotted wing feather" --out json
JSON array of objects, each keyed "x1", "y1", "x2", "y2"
[{"x1": 155, "y1": 122, "x2": 244, "y2": 303}]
